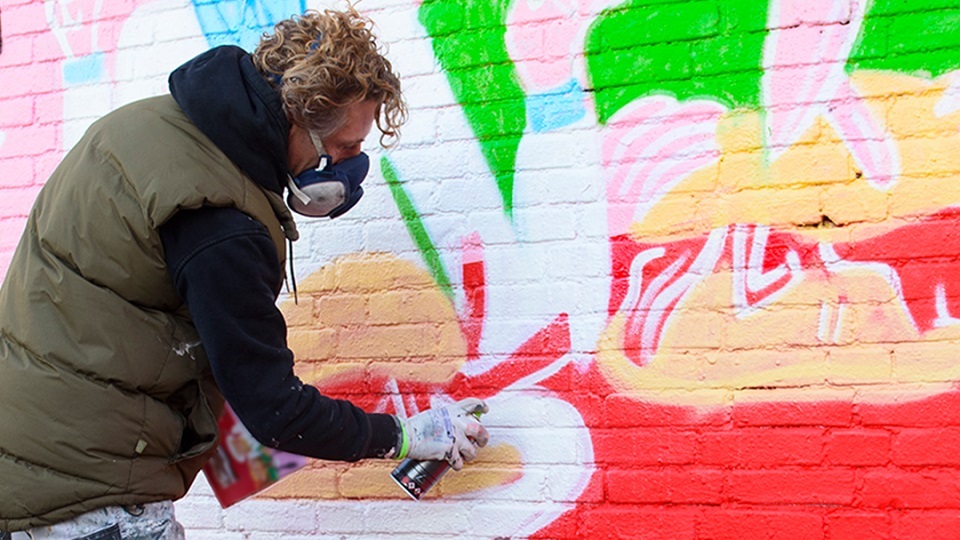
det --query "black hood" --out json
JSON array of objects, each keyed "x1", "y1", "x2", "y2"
[{"x1": 169, "y1": 46, "x2": 289, "y2": 195}]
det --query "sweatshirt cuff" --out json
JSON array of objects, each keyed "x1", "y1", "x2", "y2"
[{"x1": 365, "y1": 413, "x2": 402, "y2": 459}]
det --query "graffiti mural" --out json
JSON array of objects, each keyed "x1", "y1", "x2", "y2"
[{"x1": 4, "y1": 0, "x2": 960, "y2": 537}]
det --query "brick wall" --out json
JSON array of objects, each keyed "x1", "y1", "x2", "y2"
[{"x1": 4, "y1": 0, "x2": 960, "y2": 538}]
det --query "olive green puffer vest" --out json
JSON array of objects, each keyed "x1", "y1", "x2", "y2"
[{"x1": 0, "y1": 95, "x2": 296, "y2": 531}]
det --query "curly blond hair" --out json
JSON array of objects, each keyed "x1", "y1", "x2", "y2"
[{"x1": 252, "y1": 5, "x2": 406, "y2": 147}]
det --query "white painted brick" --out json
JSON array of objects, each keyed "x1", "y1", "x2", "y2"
[
  {"x1": 514, "y1": 132, "x2": 583, "y2": 171},
  {"x1": 386, "y1": 39, "x2": 440, "y2": 77},
  {"x1": 514, "y1": 166, "x2": 606, "y2": 206},
  {"x1": 178, "y1": 530, "x2": 245, "y2": 540},
  {"x1": 174, "y1": 495, "x2": 224, "y2": 530},
  {"x1": 572, "y1": 208, "x2": 612, "y2": 241},
  {"x1": 477, "y1": 318, "x2": 558, "y2": 356},
  {"x1": 151, "y1": 10, "x2": 207, "y2": 42},
  {"x1": 361, "y1": 503, "x2": 470, "y2": 535},
  {"x1": 461, "y1": 210, "x2": 520, "y2": 246},
  {"x1": 514, "y1": 208, "x2": 579, "y2": 241},
  {"x1": 395, "y1": 107, "x2": 441, "y2": 146},
  {"x1": 468, "y1": 501, "x2": 563, "y2": 532},
  {"x1": 546, "y1": 464, "x2": 597, "y2": 501},
  {"x1": 363, "y1": 218, "x2": 418, "y2": 253},
  {"x1": 479, "y1": 470, "x2": 551, "y2": 502},
  {"x1": 61, "y1": 83, "x2": 114, "y2": 120},
  {"x1": 484, "y1": 244, "x2": 551, "y2": 282},
  {"x1": 436, "y1": 175, "x2": 507, "y2": 213},
  {"x1": 250, "y1": 534, "x2": 340, "y2": 540},
  {"x1": 61, "y1": 121, "x2": 90, "y2": 153},
  {"x1": 190, "y1": 473, "x2": 216, "y2": 496},
  {"x1": 298, "y1": 219, "x2": 366, "y2": 261},
  {"x1": 362, "y1": 0, "x2": 425, "y2": 21},
  {"x1": 112, "y1": 77, "x2": 169, "y2": 107},
  {"x1": 114, "y1": 16, "x2": 158, "y2": 48},
  {"x1": 311, "y1": 503, "x2": 367, "y2": 535},
  {"x1": 390, "y1": 145, "x2": 489, "y2": 182},
  {"x1": 543, "y1": 241, "x2": 610, "y2": 278},
  {"x1": 128, "y1": 38, "x2": 208, "y2": 79},
  {"x1": 365, "y1": 5, "x2": 429, "y2": 42},
  {"x1": 352, "y1": 179, "x2": 405, "y2": 221},
  {"x1": 401, "y1": 73, "x2": 459, "y2": 110},
  {"x1": 224, "y1": 500, "x2": 318, "y2": 533},
  {"x1": 433, "y1": 214, "x2": 506, "y2": 255}
]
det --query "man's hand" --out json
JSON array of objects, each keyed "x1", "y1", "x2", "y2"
[{"x1": 399, "y1": 398, "x2": 490, "y2": 470}]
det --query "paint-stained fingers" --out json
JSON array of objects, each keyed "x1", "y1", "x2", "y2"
[
  {"x1": 464, "y1": 422, "x2": 489, "y2": 448},
  {"x1": 458, "y1": 439, "x2": 479, "y2": 466},
  {"x1": 449, "y1": 449, "x2": 466, "y2": 471}
]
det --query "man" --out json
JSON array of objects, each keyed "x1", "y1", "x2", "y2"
[{"x1": 0, "y1": 7, "x2": 488, "y2": 539}]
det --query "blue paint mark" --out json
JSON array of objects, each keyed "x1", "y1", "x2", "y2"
[
  {"x1": 63, "y1": 52, "x2": 105, "y2": 85},
  {"x1": 192, "y1": 0, "x2": 306, "y2": 50},
  {"x1": 527, "y1": 78, "x2": 587, "y2": 132}
]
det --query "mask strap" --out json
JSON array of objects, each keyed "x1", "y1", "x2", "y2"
[
  {"x1": 308, "y1": 131, "x2": 332, "y2": 169},
  {"x1": 287, "y1": 174, "x2": 311, "y2": 205}
]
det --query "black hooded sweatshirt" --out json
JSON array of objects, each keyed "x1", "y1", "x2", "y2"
[{"x1": 162, "y1": 46, "x2": 398, "y2": 461}]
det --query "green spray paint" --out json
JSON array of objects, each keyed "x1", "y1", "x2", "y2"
[
  {"x1": 381, "y1": 156, "x2": 454, "y2": 300},
  {"x1": 849, "y1": 0, "x2": 960, "y2": 78},
  {"x1": 585, "y1": 0, "x2": 767, "y2": 123},
  {"x1": 419, "y1": 0, "x2": 525, "y2": 218}
]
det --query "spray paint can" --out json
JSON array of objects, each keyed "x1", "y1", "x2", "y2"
[
  {"x1": 390, "y1": 457, "x2": 451, "y2": 500},
  {"x1": 390, "y1": 408, "x2": 484, "y2": 500}
]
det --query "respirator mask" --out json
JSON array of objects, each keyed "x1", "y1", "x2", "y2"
[{"x1": 286, "y1": 131, "x2": 368, "y2": 218}]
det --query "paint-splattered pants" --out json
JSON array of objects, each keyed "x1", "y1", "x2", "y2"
[{"x1": 1, "y1": 501, "x2": 184, "y2": 540}]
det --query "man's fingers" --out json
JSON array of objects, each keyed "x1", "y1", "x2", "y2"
[
  {"x1": 464, "y1": 422, "x2": 489, "y2": 447},
  {"x1": 460, "y1": 440, "x2": 479, "y2": 462}
]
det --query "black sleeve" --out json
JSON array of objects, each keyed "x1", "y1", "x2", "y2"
[{"x1": 159, "y1": 206, "x2": 399, "y2": 461}]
